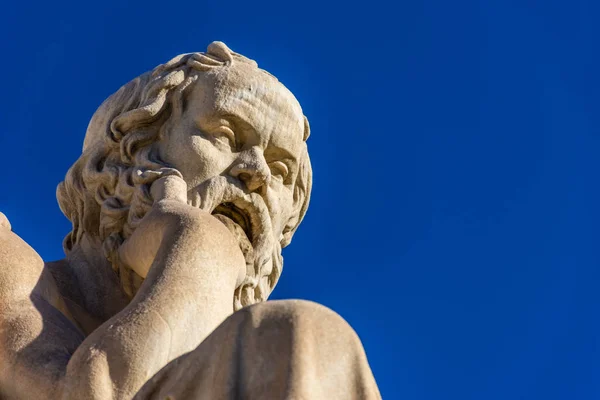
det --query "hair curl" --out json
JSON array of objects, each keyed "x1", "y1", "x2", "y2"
[{"x1": 56, "y1": 41, "x2": 312, "y2": 309}]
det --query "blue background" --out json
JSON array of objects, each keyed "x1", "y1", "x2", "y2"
[{"x1": 1, "y1": 1, "x2": 599, "y2": 398}]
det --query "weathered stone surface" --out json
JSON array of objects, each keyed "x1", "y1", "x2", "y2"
[{"x1": 0, "y1": 42, "x2": 380, "y2": 399}]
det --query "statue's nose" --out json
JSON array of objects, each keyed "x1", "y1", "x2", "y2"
[{"x1": 229, "y1": 147, "x2": 271, "y2": 193}]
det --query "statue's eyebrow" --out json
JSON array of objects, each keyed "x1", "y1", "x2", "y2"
[
  {"x1": 264, "y1": 143, "x2": 296, "y2": 162},
  {"x1": 219, "y1": 113, "x2": 254, "y2": 135},
  {"x1": 218, "y1": 113, "x2": 298, "y2": 161}
]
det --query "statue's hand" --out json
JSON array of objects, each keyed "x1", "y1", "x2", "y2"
[{"x1": 118, "y1": 175, "x2": 246, "y2": 287}]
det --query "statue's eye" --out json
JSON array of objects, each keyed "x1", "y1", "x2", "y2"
[
  {"x1": 269, "y1": 161, "x2": 289, "y2": 182},
  {"x1": 210, "y1": 126, "x2": 236, "y2": 149}
]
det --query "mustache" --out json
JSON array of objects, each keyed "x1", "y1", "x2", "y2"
[{"x1": 187, "y1": 175, "x2": 275, "y2": 276}]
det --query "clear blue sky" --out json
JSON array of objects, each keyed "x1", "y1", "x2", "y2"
[{"x1": 1, "y1": 1, "x2": 599, "y2": 399}]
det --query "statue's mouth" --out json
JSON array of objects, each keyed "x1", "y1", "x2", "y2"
[
  {"x1": 212, "y1": 202, "x2": 255, "y2": 265},
  {"x1": 212, "y1": 202, "x2": 253, "y2": 242},
  {"x1": 190, "y1": 176, "x2": 276, "y2": 271}
]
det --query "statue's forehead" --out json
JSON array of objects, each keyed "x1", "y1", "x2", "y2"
[
  {"x1": 220, "y1": 68, "x2": 300, "y2": 117},
  {"x1": 193, "y1": 65, "x2": 305, "y2": 153}
]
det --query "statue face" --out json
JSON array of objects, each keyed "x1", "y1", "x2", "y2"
[{"x1": 156, "y1": 63, "x2": 306, "y2": 274}]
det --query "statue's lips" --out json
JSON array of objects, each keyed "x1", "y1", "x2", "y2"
[
  {"x1": 212, "y1": 202, "x2": 255, "y2": 264},
  {"x1": 212, "y1": 202, "x2": 253, "y2": 242},
  {"x1": 189, "y1": 177, "x2": 275, "y2": 270}
]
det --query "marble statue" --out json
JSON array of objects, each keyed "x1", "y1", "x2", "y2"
[{"x1": 0, "y1": 42, "x2": 381, "y2": 399}]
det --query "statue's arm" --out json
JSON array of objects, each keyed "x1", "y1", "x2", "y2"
[
  {"x1": 0, "y1": 177, "x2": 243, "y2": 399},
  {"x1": 0, "y1": 217, "x2": 165, "y2": 400},
  {"x1": 60, "y1": 197, "x2": 243, "y2": 399}
]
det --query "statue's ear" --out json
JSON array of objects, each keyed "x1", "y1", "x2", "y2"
[
  {"x1": 282, "y1": 145, "x2": 312, "y2": 248},
  {"x1": 281, "y1": 225, "x2": 295, "y2": 248},
  {"x1": 303, "y1": 116, "x2": 310, "y2": 141}
]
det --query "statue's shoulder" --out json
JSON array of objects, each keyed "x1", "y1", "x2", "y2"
[
  {"x1": 0, "y1": 212, "x2": 80, "y2": 327},
  {"x1": 0, "y1": 212, "x2": 46, "y2": 301}
]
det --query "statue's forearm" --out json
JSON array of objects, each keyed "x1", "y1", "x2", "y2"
[
  {"x1": 62, "y1": 222, "x2": 239, "y2": 399},
  {"x1": 61, "y1": 298, "x2": 176, "y2": 399}
]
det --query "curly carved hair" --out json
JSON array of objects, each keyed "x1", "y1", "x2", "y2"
[{"x1": 56, "y1": 41, "x2": 312, "y2": 310}]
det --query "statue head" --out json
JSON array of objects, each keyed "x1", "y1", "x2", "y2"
[{"x1": 57, "y1": 41, "x2": 312, "y2": 310}]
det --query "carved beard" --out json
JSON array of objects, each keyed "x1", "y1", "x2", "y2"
[
  {"x1": 189, "y1": 175, "x2": 279, "y2": 291},
  {"x1": 119, "y1": 174, "x2": 282, "y2": 309}
]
